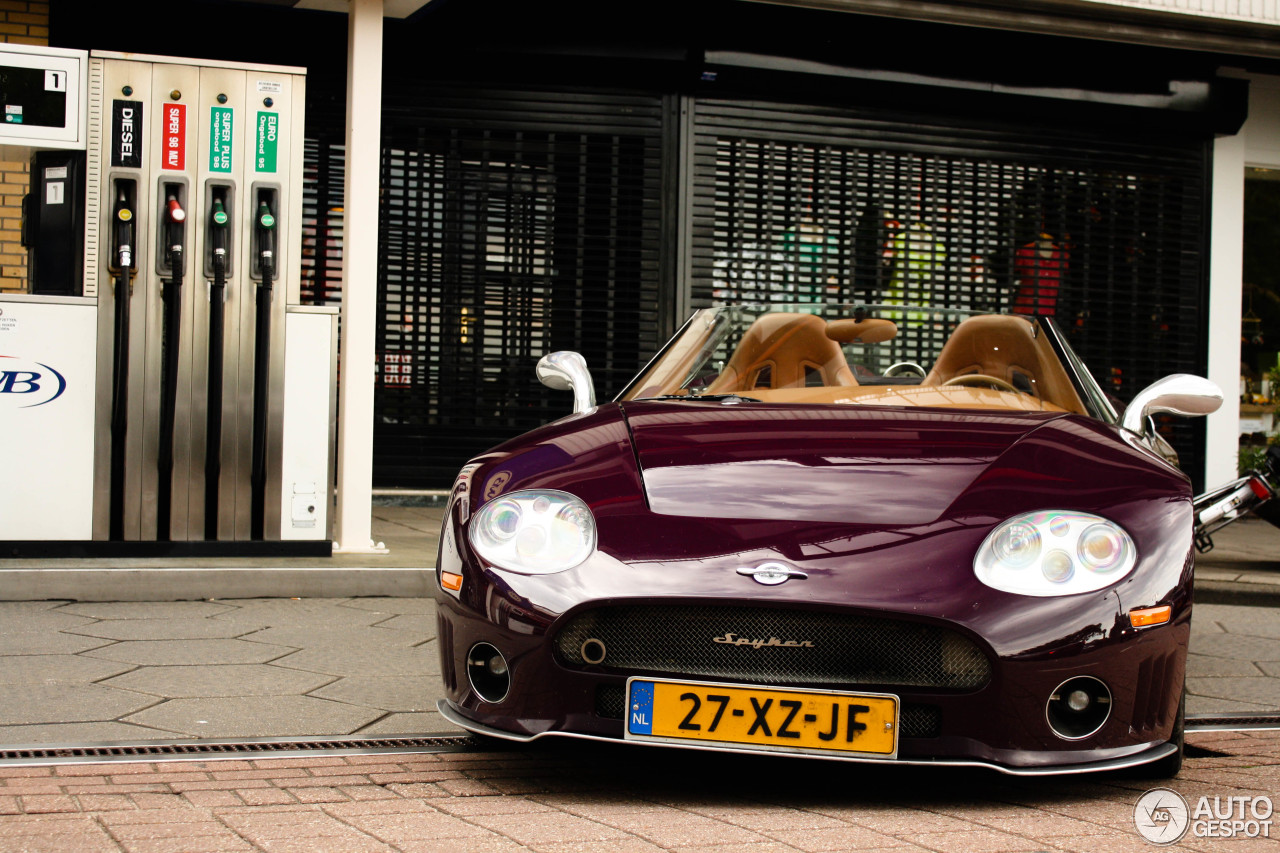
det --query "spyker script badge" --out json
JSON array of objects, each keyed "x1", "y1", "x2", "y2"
[
  {"x1": 714, "y1": 632, "x2": 815, "y2": 649},
  {"x1": 736, "y1": 562, "x2": 808, "y2": 586}
]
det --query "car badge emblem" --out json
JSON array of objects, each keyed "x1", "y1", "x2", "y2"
[
  {"x1": 713, "y1": 632, "x2": 814, "y2": 649},
  {"x1": 736, "y1": 562, "x2": 808, "y2": 586}
]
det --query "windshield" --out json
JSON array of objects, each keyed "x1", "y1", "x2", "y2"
[{"x1": 620, "y1": 303, "x2": 1089, "y2": 416}]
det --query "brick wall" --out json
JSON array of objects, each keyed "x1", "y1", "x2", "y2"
[{"x1": 0, "y1": 1, "x2": 49, "y2": 293}]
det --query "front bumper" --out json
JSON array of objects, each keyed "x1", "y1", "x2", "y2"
[{"x1": 436, "y1": 697, "x2": 1178, "y2": 777}]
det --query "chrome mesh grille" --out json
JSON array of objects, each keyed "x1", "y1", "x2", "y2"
[{"x1": 558, "y1": 605, "x2": 991, "y2": 690}]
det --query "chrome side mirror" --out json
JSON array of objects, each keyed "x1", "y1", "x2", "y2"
[
  {"x1": 536, "y1": 351, "x2": 596, "y2": 414},
  {"x1": 1121, "y1": 374, "x2": 1223, "y2": 434}
]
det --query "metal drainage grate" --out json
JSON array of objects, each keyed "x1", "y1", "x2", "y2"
[
  {"x1": 1187, "y1": 713, "x2": 1280, "y2": 733},
  {"x1": 0, "y1": 734, "x2": 480, "y2": 767}
]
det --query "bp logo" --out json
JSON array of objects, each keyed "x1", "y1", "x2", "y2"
[{"x1": 0, "y1": 355, "x2": 70, "y2": 408}]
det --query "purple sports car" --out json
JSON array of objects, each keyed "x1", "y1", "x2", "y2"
[{"x1": 435, "y1": 304, "x2": 1224, "y2": 776}]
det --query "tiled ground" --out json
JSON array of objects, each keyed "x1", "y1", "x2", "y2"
[
  {"x1": 0, "y1": 595, "x2": 1275, "y2": 745},
  {"x1": 0, "y1": 598, "x2": 449, "y2": 744},
  {"x1": 0, "y1": 730, "x2": 1275, "y2": 852}
]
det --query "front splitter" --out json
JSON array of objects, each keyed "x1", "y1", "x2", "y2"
[{"x1": 437, "y1": 700, "x2": 1176, "y2": 777}]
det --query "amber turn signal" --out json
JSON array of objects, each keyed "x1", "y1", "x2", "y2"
[
  {"x1": 1129, "y1": 605, "x2": 1171, "y2": 628},
  {"x1": 441, "y1": 572, "x2": 463, "y2": 591}
]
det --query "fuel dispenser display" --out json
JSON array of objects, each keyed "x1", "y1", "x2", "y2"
[
  {"x1": 0, "y1": 45, "x2": 94, "y2": 542},
  {"x1": 0, "y1": 48, "x2": 334, "y2": 553}
]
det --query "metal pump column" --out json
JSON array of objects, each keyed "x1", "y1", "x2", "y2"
[{"x1": 79, "y1": 51, "x2": 325, "y2": 549}]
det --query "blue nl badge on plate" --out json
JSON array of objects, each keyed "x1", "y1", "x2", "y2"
[{"x1": 628, "y1": 680, "x2": 654, "y2": 735}]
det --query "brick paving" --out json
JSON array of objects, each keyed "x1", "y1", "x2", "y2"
[{"x1": 0, "y1": 730, "x2": 1276, "y2": 852}]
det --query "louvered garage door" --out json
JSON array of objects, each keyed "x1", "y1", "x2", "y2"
[
  {"x1": 300, "y1": 134, "x2": 345, "y2": 308},
  {"x1": 373, "y1": 89, "x2": 665, "y2": 487},
  {"x1": 688, "y1": 99, "x2": 1209, "y2": 485}
]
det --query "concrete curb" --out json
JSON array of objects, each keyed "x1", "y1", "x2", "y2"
[
  {"x1": 0, "y1": 567, "x2": 433, "y2": 601},
  {"x1": 1195, "y1": 580, "x2": 1280, "y2": 608}
]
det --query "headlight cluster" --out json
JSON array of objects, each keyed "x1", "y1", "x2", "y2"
[
  {"x1": 469, "y1": 489, "x2": 596, "y2": 574},
  {"x1": 974, "y1": 510, "x2": 1136, "y2": 596}
]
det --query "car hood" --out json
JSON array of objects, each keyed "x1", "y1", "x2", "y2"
[{"x1": 622, "y1": 400, "x2": 1070, "y2": 526}]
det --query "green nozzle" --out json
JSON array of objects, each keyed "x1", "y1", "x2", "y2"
[
  {"x1": 212, "y1": 198, "x2": 228, "y2": 227},
  {"x1": 257, "y1": 201, "x2": 275, "y2": 230}
]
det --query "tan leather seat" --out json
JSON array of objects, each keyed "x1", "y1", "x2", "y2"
[
  {"x1": 923, "y1": 315, "x2": 1044, "y2": 393},
  {"x1": 707, "y1": 313, "x2": 856, "y2": 393},
  {"x1": 923, "y1": 314, "x2": 1087, "y2": 413}
]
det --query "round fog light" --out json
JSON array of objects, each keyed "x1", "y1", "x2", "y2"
[
  {"x1": 466, "y1": 643, "x2": 511, "y2": 704},
  {"x1": 1046, "y1": 676, "x2": 1111, "y2": 740},
  {"x1": 580, "y1": 638, "x2": 607, "y2": 665}
]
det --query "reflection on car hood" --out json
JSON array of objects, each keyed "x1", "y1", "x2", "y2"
[{"x1": 623, "y1": 400, "x2": 1068, "y2": 525}]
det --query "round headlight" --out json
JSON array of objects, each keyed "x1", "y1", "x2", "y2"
[
  {"x1": 975, "y1": 511, "x2": 1137, "y2": 596},
  {"x1": 469, "y1": 489, "x2": 596, "y2": 574},
  {"x1": 1078, "y1": 523, "x2": 1129, "y2": 572},
  {"x1": 1041, "y1": 549, "x2": 1074, "y2": 583},
  {"x1": 992, "y1": 521, "x2": 1041, "y2": 568}
]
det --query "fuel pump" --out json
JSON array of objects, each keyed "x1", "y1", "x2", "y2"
[
  {"x1": 107, "y1": 181, "x2": 137, "y2": 541},
  {"x1": 155, "y1": 191, "x2": 186, "y2": 539},
  {"x1": 250, "y1": 193, "x2": 276, "y2": 539},
  {"x1": 204, "y1": 193, "x2": 230, "y2": 541},
  {"x1": 22, "y1": 49, "x2": 333, "y2": 552}
]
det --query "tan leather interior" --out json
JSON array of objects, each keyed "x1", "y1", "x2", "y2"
[
  {"x1": 738, "y1": 383, "x2": 1072, "y2": 413},
  {"x1": 826, "y1": 317, "x2": 898, "y2": 344},
  {"x1": 921, "y1": 314, "x2": 1087, "y2": 414},
  {"x1": 707, "y1": 313, "x2": 856, "y2": 393}
]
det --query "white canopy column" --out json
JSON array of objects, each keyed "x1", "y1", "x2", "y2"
[{"x1": 333, "y1": 0, "x2": 387, "y2": 553}]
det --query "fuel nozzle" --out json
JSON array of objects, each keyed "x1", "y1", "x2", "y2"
[
  {"x1": 210, "y1": 196, "x2": 229, "y2": 272},
  {"x1": 113, "y1": 186, "x2": 135, "y2": 273},
  {"x1": 166, "y1": 194, "x2": 186, "y2": 267},
  {"x1": 256, "y1": 200, "x2": 276, "y2": 279}
]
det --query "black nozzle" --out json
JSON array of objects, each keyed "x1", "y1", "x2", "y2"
[{"x1": 113, "y1": 186, "x2": 134, "y2": 271}]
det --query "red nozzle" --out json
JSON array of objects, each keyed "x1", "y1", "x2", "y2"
[{"x1": 167, "y1": 197, "x2": 186, "y2": 223}]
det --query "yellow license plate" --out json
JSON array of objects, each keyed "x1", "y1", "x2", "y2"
[{"x1": 624, "y1": 678, "x2": 898, "y2": 759}]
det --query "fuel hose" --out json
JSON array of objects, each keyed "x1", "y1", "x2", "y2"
[
  {"x1": 108, "y1": 188, "x2": 135, "y2": 541},
  {"x1": 204, "y1": 197, "x2": 229, "y2": 540},
  {"x1": 250, "y1": 201, "x2": 276, "y2": 540},
  {"x1": 156, "y1": 196, "x2": 185, "y2": 540}
]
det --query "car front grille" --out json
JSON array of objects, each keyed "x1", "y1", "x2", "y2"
[
  {"x1": 593, "y1": 685, "x2": 942, "y2": 739},
  {"x1": 558, "y1": 604, "x2": 991, "y2": 691}
]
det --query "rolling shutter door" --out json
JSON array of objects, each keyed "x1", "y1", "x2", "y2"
[
  {"x1": 373, "y1": 88, "x2": 666, "y2": 487},
  {"x1": 688, "y1": 98, "x2": 1209, "y2": 482}
]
